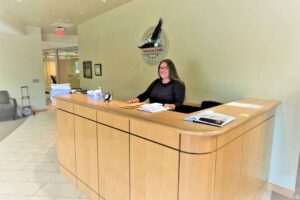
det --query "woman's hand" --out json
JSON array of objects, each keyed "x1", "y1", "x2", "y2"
[
  {"x1": 164, "y1": 104, "x2": 176, "y2": 110},
  {"x1": 127, "y1": 98, "x2": 140, "y2": 104}
]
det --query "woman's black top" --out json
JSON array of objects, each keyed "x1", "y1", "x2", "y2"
[{"x1": 137, "y1": 79, "x2": 185, "y2": 108}]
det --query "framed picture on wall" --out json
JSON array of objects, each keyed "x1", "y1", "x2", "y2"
[
  {"x1": 83, "y1": 61, "x2": 92, "y2": 79},
  {"x1": 94, "y1": 64, "x2": 102, "y2": 76}
]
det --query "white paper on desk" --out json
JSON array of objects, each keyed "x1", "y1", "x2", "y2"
[
  {"x1": 226, "y1": 102, "x2": 262, "y2": 109},
  {"x1": 138, "y1": 103, "x2": 170, "y2": 113},
  {"x1": 185, "y1": 110, "x2": 235, "y2": 127}
]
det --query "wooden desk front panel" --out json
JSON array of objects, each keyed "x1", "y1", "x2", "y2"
[
  {"x1": 214, "y1": 136, "x2": 243, "y2": 200},
  {"x1": 98, "y1": 124, "x2": 129, "y2": 200},
  {"x1": 74, "y1": 116, "x2": 98, "y2": 193},
  {"x1": 97, "y1": 111, "x2": 129, "y2": 132},
  {"x1": 180, "y1": 134, "x2": 217, "y2": 153},
  {"x1": 179, "y1": 152, "x2": 216, "y2": 200},
  {"x1": 130, "y1": 135, "x2": 179, "y2": 200},
  {"x1": 238, "y1": 120, "x2": 271, "y2": 200},
  {"x1": 55, "y1": 96, "x2": 278, "y2": 200},
  {"x1": 259, "y1": 117, "x2": 275, "y2": 182},
  {"x1": 56, "y1": 109, "x2": 76, "y2": 175},
  {"x1": 215, "y1": 116, "x2": 275, "y2": 200},
  {"x1": 74, "y1": 104, "x2": 96, "y2": 121},
  {"x1": 130, "y1": 119, "x2": 179, "y2": 149},
  {"x1": 56, "y1": 99, "x2": 73, "y2": 113}
]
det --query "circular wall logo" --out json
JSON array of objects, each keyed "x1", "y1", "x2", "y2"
[{"x1": 138, "y1": 19, "x2": 169, "y2": 65}]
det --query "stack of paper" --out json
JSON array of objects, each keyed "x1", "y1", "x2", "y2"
[
  {"x1": 226, "y1": 102, "x2": 262, "y2": 109},
  {"x1": 185, "y1": 110, "x2": 235, "y2": 127},
  {"x1": 50, "y1": 83, "x2": 71, "y2": 105},
  {"x1": 138, "y1": 103, "x2": 170, "y2": 113}
]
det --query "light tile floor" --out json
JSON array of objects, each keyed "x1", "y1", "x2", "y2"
[{"x1": 0, "y1": 109, "x2": 89, "y2": 200}]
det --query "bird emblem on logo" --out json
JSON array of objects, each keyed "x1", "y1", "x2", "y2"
[{"x1": 138, "y1": 18, "x2": 163, "y2": 49}]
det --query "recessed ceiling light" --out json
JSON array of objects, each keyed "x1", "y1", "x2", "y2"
[
  {"x1": 80, "y1": 11, "x2": 85, "y2": 14},
  {"x1": 102, "y1": 0, "x2": 107, "y2": 2},
  {"x1": 16, "y1": 0, "x2": 23, "y2": 3}
]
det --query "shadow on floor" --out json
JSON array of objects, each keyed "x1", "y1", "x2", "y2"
[{"x1": 0, "y1": 117, "x2": 27, "y2": 141}]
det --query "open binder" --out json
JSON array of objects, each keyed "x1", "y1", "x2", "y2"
[{"x1": 184, "y1": 110, "x2": 235, "y2": 127}]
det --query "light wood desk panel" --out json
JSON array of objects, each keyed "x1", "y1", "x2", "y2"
[
  {"x1": 74, "y1": 103, "x2": 96, "y2": 121},
  {"x1": 180, "y1": 134, "x2": 217, "y2": 153},
  {"x1": 239, "y1": 117, "x2": 275, "y2": 200},
  {"x1": 74, "y1": 115, "x2": 98, "y2": 193},
  {"x1": 214, "y1": 136, "x2": 244, "y2": 200},
  {"x1": 56, "y1": 99, "x2": 73, "y2": 113},
  {"x1": 259, "y1": 117, "x2": 275, "y2": 182},
  {"x1": 98, "y1": 124, "x2": 129, "y2": 200},
  {"x1": 55, "y1": 94, "x2": 279, "y2": 200},
  {"x1": 179, "y1": 152, "x2": 216, "y2": 200},
  {"x1": 130, "y1": 135, "x2": 178, "y2": 200},
  {"x1": 56, "y1": 109, "x2": 76, "y2": 175},
  {"x1": 130, "y1": 119, "x2": 179, "y2": 149},
  {"x1": 97, "y1": 110, "x2": 129, "y2": 132}
]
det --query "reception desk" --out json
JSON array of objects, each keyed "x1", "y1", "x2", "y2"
[{"x1": 55, "y1": 94, "x2": 279, "y2": 200}]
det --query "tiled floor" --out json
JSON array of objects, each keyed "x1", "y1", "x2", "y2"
[{"x1": 0, "y1": 109, "x2": 88, "y2": 200}]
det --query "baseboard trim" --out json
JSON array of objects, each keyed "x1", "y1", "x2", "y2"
[
  {"x1": 265, "y1": 182, "x2": 295, "y2": 199},
  {"x1": 295, "y1": 152, "x2": 300, "y2": 199},
  {"x1": 34, "y1": 109, "x2": 47, "y2": 113},
  {"x1": 295, "y1": 192, "x2": 300, "y2": 199}
]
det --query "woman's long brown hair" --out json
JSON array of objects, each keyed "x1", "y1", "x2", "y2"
[{"x1": 158, "y1": 59, "x2": 185, "y2": 86}]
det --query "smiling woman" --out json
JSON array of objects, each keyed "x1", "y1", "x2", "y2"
[{"x1": 127, "y1": 59, "x2": 185, "y2": 110}]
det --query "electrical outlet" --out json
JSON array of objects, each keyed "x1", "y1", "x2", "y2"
[{"x1": 32, "y1": 79, "x2": 39, "y2": 83}]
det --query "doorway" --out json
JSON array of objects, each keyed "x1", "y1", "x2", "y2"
[
  {"x1": 43, "y1": 47, "x2": 80, "y2": 105},
  {"x1": 43, "y1": 47, "x2": 80, "y2": 93}
]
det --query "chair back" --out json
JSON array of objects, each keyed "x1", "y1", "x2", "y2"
[
  {"x1": 200, "y1": 101, "x2": 222, "y2": 110},
  {"x1": 50, "y1": 75, "x2": 57, "y2": 84},
  {"x1": 0, "y1": 91, "x2": 9, "y2": 104}
]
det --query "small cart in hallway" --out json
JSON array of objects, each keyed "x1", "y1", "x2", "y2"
[{"x1": 21, "y1": 86, "x2": 35, "y2": 116}]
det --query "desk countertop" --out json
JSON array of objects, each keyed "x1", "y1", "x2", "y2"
[{"x1": 56, "y1": 94, "x2": 279, "y2": 137}]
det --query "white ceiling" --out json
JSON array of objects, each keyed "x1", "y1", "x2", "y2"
[{"x1": 0, "y1": 0, "x2": 133, "y2": 36}]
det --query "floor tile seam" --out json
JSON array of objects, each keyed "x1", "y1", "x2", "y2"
[
  {"x1": 31, "y1": 182, "x2": 47, "y2": 196},
  {"x1": 33, "y1": 183, "x2": 83, "y2": 199}
]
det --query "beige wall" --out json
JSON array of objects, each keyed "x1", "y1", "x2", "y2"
[
  {"x1": 0, "y1": 26, "x2": 46, "y2": 109},
  {"x1": 78, "y1": 0, "x2": 300, "y2": 190}
]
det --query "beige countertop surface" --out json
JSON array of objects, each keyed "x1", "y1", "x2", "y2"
[{"x1": 56, "y1": 94, "x2": 279, "y2": 137}]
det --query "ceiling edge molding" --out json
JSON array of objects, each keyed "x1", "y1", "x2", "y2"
[{"x1": 0, "y1": 10, "x2": 26, "y2": 35}]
